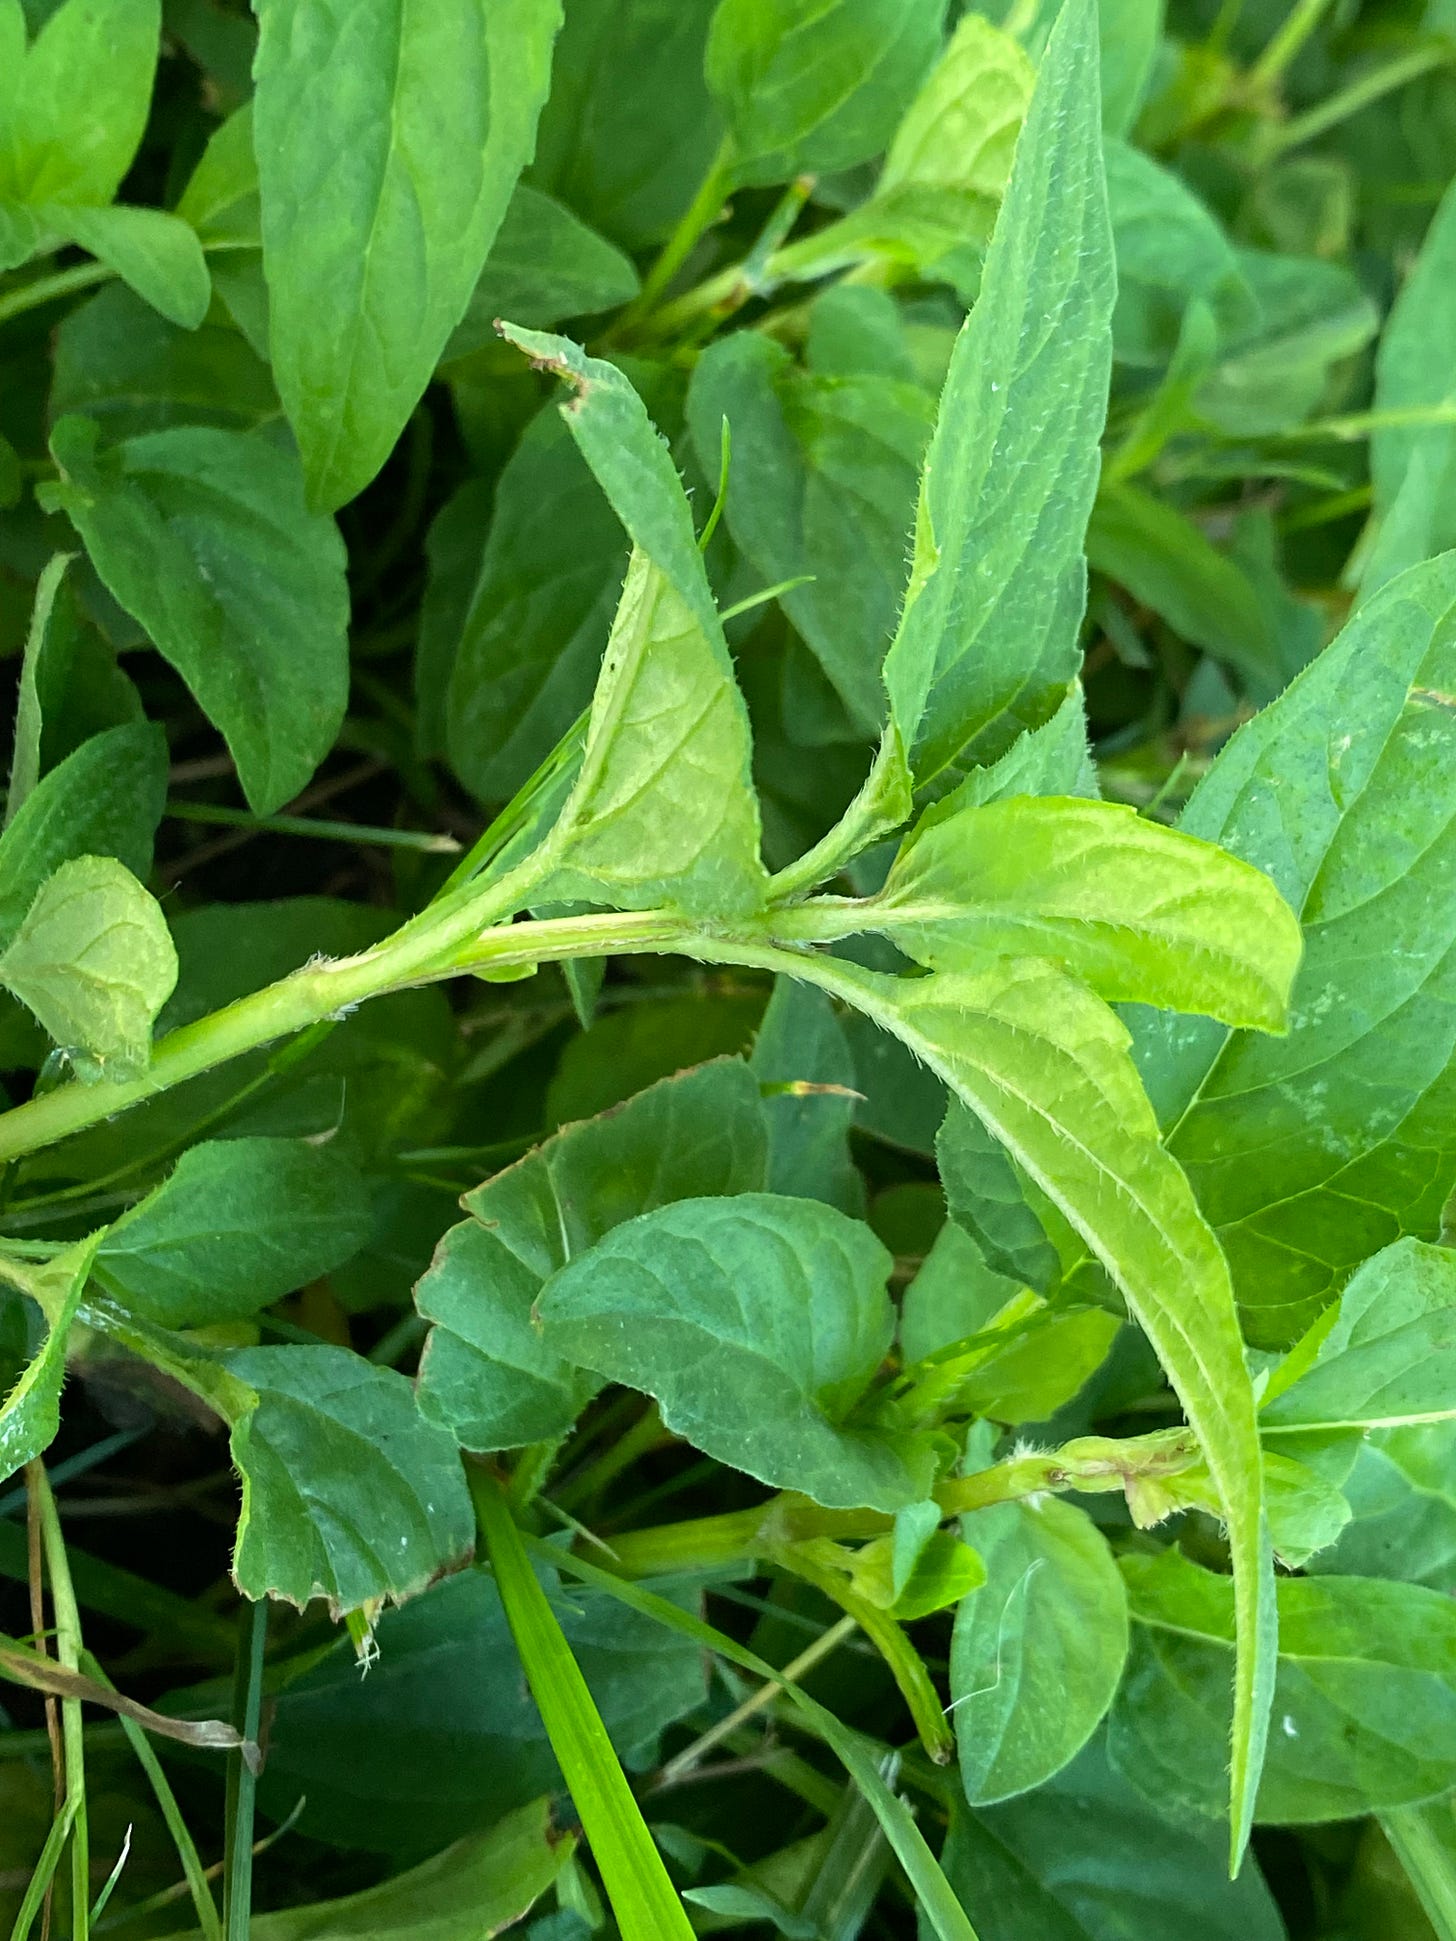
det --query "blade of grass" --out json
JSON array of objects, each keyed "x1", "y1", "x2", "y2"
[
  {"x1": 221, "y1": 1600, "x2": 267, "y2": 1941},
  {"x1": 470, "y1": 1468, "x2": 697, "y2": 1941},
  {"x1": 8, "y1": 1798, "x2": 80, "y2": 1941},
  {"x1": 526, "y1": 1534, "x2": 980, "y2": 1941},
  {"x1": 29, "y1": 1466, "x2": 87, "y2": 1941}
]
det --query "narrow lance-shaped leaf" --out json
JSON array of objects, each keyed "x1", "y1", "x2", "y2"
[
  {"x1": 252, "y1": 0, "x2": 563, "y2": 509},
  {"x1": 731, "y1": 945, "x2": 1273, "y2": 1864},
  {"x1": 0, "y1": 856, "x2": 178, "y2": 1082},
  {"x1": 499, "y1": 326, "x2": 767, "y2": 918},
  {"x1": 881, "y1": 0, "x2": 1114, "y2": 786}
]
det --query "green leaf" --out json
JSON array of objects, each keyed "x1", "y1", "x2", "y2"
[
  {"x1": 772, "y1": 951, "x2": 1273, "y2": 1861},
  {"x1": 94, "y1": 1136, "x2": 375, "y2": 1329},
  {"x1": 442, "y1": 405, "x2": 626, "y2": 798},
  {"x1": 1087, "y1": 483, "x2": 1283, "y2": 694},
  {"x1": 937, "y1": 1103, "x2": 1063, "y2": 1294},
  {"x1": 940, "y1": 1732, "x2": 1287, "y2": 1941},
  {"x1": 871, "y1": 794, "x2": 1302, "y2": 1028},
  {"x1": 443, "y1": 186, "x2": 640, "y2": 358},
  {"x1": 1365, "y1": 178, "x2": 1456, "y2": 596},
  {"x1": 687, "y1": 333, "x2": 933, "y2": 735},
  {"x1": 219, "y1": 1797, "x2": 571, "y2": 1941},
  {"x1": 528, "y1": 0, "x2": 722, "y2": 248},
  {"x1": 0, "y1": 855, "x2": 177, "y2": 1081},
  {"x1": 45, "y1": 416, "x2": 350, "y2": 815},
  {"x1": 0, "y1": 1234, "x2": 104, "y2": 1487},
  {"x1": 251, "y1": 0, "x2": 562, "y2": 509},
  {"x1": 882, "y1": 0, "x2": 1114, "y2": 785},
  {"x1": 43, "y1": 203, "x2": 210, "y2": 328},
  {"x1": 1130, "y1": 553, "x2": 1456, "y2": 1345},
  {"x1": 537, "y1": 1192, "x2": 937, "y2": 1511},
  {"x1": 705, "y1": 0, "x2": 945, "y2": 187},
  {"x1": 7, "y1": 553, "x2": 73, "y2": 826},
  {"x1": 0, "y1": 0, "x2": 159, "y2": 204},
  {"x1": 0, "y1": 719, "x2": 166, "y2": 944},
  {"x1": 227, "y1": 1344, "x2": 475, "y2": 1616},
  {"x1": 950, "y1": 1497, "x2": 1128, "y2": 1803},
  {"x1": 1110, "y1": 1548, "x2": 1456, "y2": 1824},
  {"x1": 474, "y1": 1474, "x2": 698, "y2": 1941},
  {"x1": 261, "y1": 1565, "x2": 707, "y2": 1856},
  {"x1": 1104, "y1": 140, "x2": 1253, "y2": 368},
  {"x1": 50, "y1": 283, "x2": 278, "y2": 439},
  {"x1": 750, "y1": 977, "x2": 864, "y2": 1215},
  {"x1": 1098, "y1": 0, "x2": 1163, "y2": 137},
  {"x1": 416, "y1": 1059, "x2": 769, "y2": 1450},
  {"x1": 495, "y1": 331, "x2": 766, "y2": 916},
  {"x1": 1306, "y1": 1418, "x2": 1456, "y2": 1593},
  {"x1": 1261, "y1": 1239, "x2": 1456, "y2": 1433},
  {"x1": 174, "y1": 101, "x2": 258, "y2": 247}
]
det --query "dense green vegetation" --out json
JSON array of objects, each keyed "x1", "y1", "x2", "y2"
[{"x1": 2, "y1": 0, "x2": 1456, "y2": 1935}]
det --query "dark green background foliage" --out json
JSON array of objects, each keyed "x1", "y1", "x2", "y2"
[{"x1": 1, "y1": 0, "x2": 1456, "y2": 1936}]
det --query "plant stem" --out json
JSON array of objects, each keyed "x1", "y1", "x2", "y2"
[
  {"x1": 0, "y1": 263, "x2": 113, "y2": 328},
  {"x1": 29, "y1": 1467, "x2": 87, "y2": 1941},
  {"x1": 1265, "y1": 39, "x2": 1453, "y2": 157},
  {"x1": 1248, "y1": 0, "x2": 1334, "y2": 89},
  {"x1": 611, "y1": 138, "x2": 736, "y2": 338},
  {"x1": 221, "y1": 1600, "x2": 267, "y2": 1941},
  {"x1": 165, "y1": 802, "x2": 460, "y2": 855},
  {"x1": 1382, "y1": 1807, "x2": 1456, "y2": 1940}
]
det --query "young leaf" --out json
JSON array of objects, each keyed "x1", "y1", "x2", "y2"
[
  {"x1": 497, "y1": 329, "x2": 767, "y2": 915},
  {"x1": 537, "y1": 1193, "x2": 938, "y2": 1510},
  {"x1": 416, "y1": 1059, "x2": 768, "y2": 1450},
  {"x1": 869, "y1": 795, "x2": 1302, "y2": 1028},
  {"x1": 474, "y1": 1475, "x2": 699, "y2": 1941},
  {"x1": 45, "y1": 417, "x2": 350, "y2": 815},
  {"x1": 0, "y1": 856, "x2": 177, "y2": 1081},
  {"x1": 95, "y1": 1136, "x2": 376, "y2": 1329},
  {"x1": 1261, "y1": 1239, "x2": 1456, "y2": 1434},
  {"x1": 42, "y1": 203, "x2": 210, "y2": 329},
  {"x1": 231, "y1": 1797, "x2": 571, "y2": 1941},
  {"x1": 1130, "y1": 552, "x2": 1456, "y2": 1345},
  {"x1": 950, "y1": 1498, "x2": 1129, "y2": 1804},
  {"x1": 705, "y1": 0, "x2": 945, "y2": 187},
  {"x1": 0, "y1": 0, "x2": 160, "y2": 205},
  {"x1": 881, "y1": 0, "x2": 1114, "y2": 785},
  {"x1": 1110, "y1": 1548, "x2": 1456, "y2": 1825},
  {"x1": 0, "y1": 1234, "x2": 104, "y2": 1486},
  {"x1": 251, "y1": 0, "x2": 562, "y2": 509},
  {"x1": 227, "y1": 1345, "x2": 474, "y2": 1615},
  {"x1": 8, "y1": 554, "x2": 75, "y2": 826},
  {"x1": 0, "y1": 719, "x2": 167, "y2": 944},
  {"x1": 764, "y1": 950, "x2": 1274, "y2": 1861}
]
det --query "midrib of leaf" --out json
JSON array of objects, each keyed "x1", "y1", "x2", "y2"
[{"x1": 694, "y1": 932, "x2": 1272, "y2": 1866}]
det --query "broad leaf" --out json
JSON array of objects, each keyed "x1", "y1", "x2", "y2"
[
  {"x1": 498, "y1": 329, "x2": 767, "y2": 915},
  {"x1": 705, "y1": 0, "x2": 945, "y2": 187},
  {"x1": 941, "y1": 1733, "x2": 1287, "y2": 1941},
  {"x1": 95, "y1": 1136, "x2": 375, "y2": 1329},
  {"x1": 0, "y1": 1235, "x2": 103, "y2": 1487},
  {"x1": 1104, "y1": 140, "x2": 1252, "y2": 369},
  {"x1": 537, "y1": 1192, "x2": 938, "y2": 1511},
  {"x1": 951, "y1": 1497, "x2": 1128, "y2": 1803},
  {"x1": 1307, "y1": 1418, "x2": 1456, "y2": 1594},
  {"x1": 750, "y1": 977, "x2": 864, "y2": 1215},
  {"x1": 45, "y1": 417, "x2": 350, "y2": 815},
  {"x1": 0, "y1": 856, "x2": 177, "y2": 1081},
  {"x1": 881, "y1": 0, "x2": 1114, "y2": 784},
  {"x1": 252, "y1": 0, "x2": 562, "y2": 508},
  {"x1": 441, "y1": 404, "x2": 626, "y2": 797},
  {"x1": 261, "y1": 1567, "x2": 706, "y2": 1855},
  {"x1": 228, "y1": 1345, "x2": 475, "y2": 1615},
  {"x1": 1261, "y1": 1238, "x2": 1456, "y2": 1433},
  {"x1": 1130, "y1": 552, "x2": 1456, "y2": 1344},
  {"x1": 0, "y1": 720, "x2": 166, "y2": 944},
  {"x1": 44, "y1": 203, "x2": 210, "y2": 329},
  {"x1": 769, "y1": 950, "x2": 1273, "y2": 1858},
  {"x1": 416, "y1": 1059, "x2": 768, "y2": 1449},
  {"x1": 0, "y1": 0, "x2": 159, "y2": 204},
  {"x1": 870, "y1": 794, "x2": 1301, "y2": 1028},
  {"x1": 937, "y1": 1102, "x2": 1063, "y2": 1293},
  {"x1": 1110, "y1": 1548, "x2": 1456, "y2": 1824},
  {"x1": 444, "y1": 185, "x2": 640, "y2": 356},
  {"x1": 222, "y1": 1797, "x2": 570, "y2": 1941},
  {"x1": 1365, "y1": 178, "x2": 1456, "y2": 596},
  {"x1": 687, "y1": 333, "x2": 933, "y2": 735}
]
